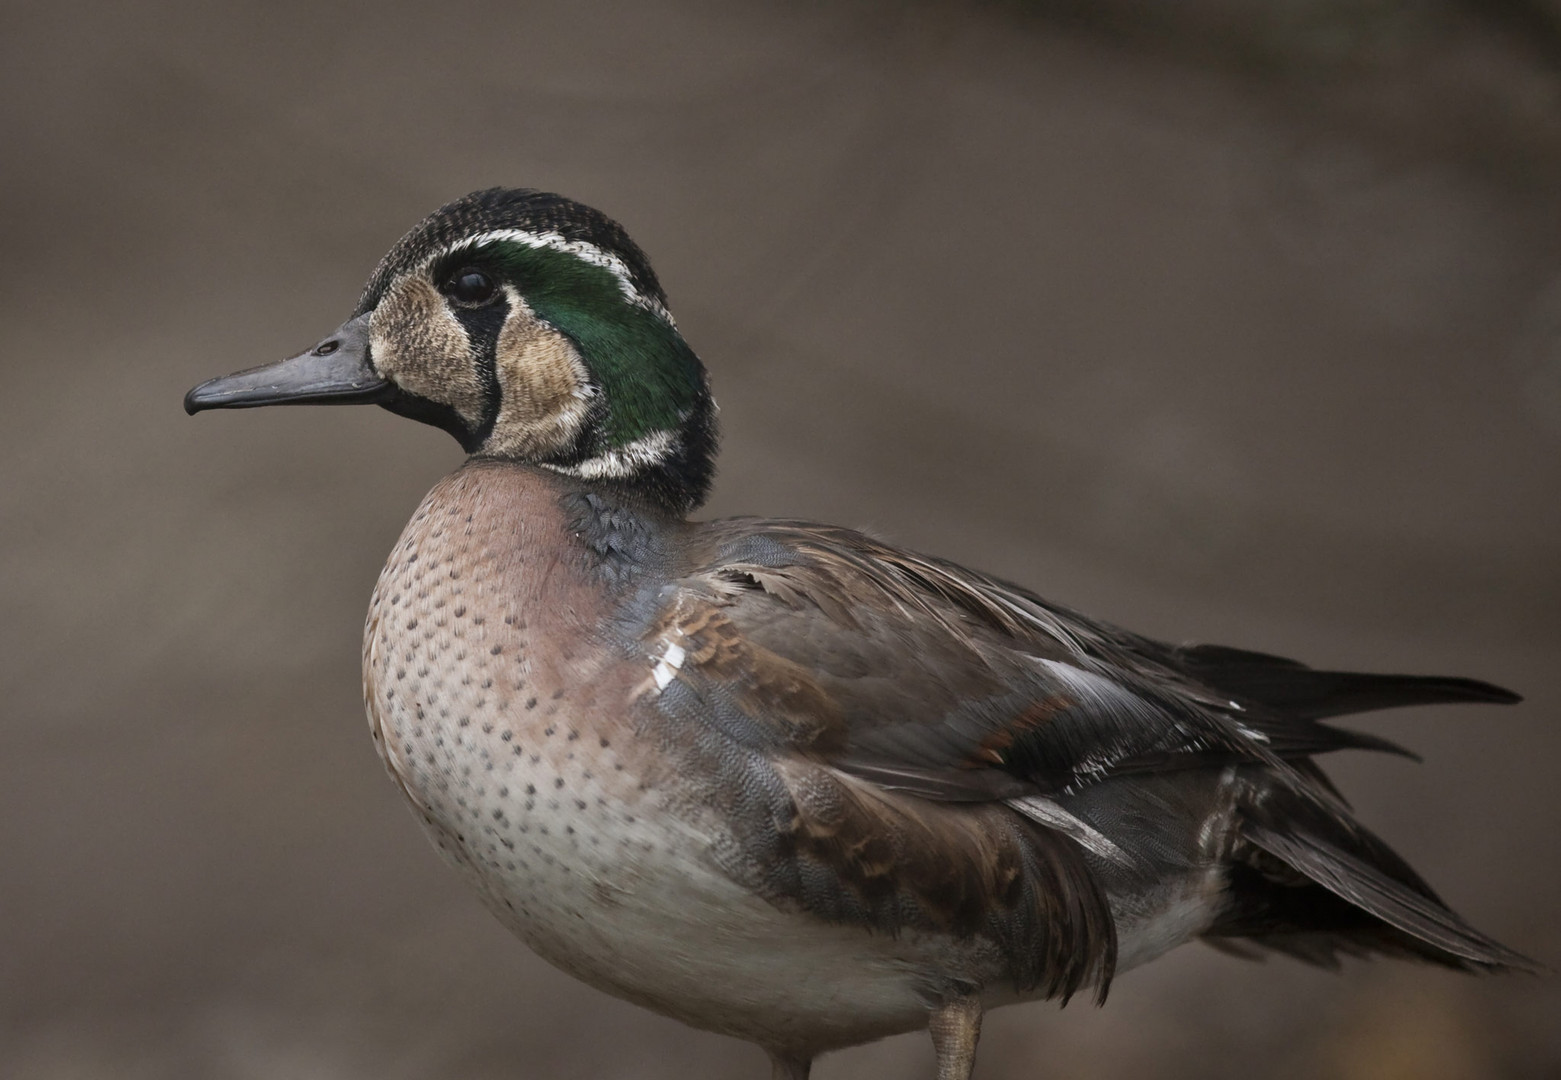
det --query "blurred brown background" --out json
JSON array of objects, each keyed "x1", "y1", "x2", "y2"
[{"x1": 3, "y1": 1, "x2": 1559, "y2": 1077}]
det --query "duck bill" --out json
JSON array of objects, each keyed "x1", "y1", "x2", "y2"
[{"x1": 184, "y1": 313, "x2": 392, "y2": 414}]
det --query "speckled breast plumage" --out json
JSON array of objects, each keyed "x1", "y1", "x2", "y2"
[
  {"x1": 358, "y1": 463, "x2": 950, "y2": 1050},
  {"x1": 362, "y1": 465, "x2": 685, "y2": 956}
]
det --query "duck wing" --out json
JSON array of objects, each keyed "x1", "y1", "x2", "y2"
[{"x1": 630, "y1": 517, "x2": 1529, "y2": 990}]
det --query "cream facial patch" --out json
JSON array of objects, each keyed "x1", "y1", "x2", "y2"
[
  {"x1": 486, "y1": 290, "x2": 595, "y2": 459},
  {"x1": 370, "y1": 277, "x2": 486, "y2": 425}
]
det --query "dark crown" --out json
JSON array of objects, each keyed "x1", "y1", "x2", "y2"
[{"x1": 355, "y1": 188, "x2": 669, "y2": 317}]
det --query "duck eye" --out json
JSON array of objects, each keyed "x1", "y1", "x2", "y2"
[{"x1": 444, "y1": 268, "x2": 498, "y2": 307}]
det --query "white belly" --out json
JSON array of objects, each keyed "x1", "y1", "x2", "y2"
[
  {"x1": 369, "y1": 686, "x2": 969, "y2": 1050},
  {"x1": 362, "y1": 578, "x2": 962, "y2": 1051}
]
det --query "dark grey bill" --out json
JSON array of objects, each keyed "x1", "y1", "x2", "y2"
[{"x1": 184, "y1": 313, "x2": 392, "y2": 414}]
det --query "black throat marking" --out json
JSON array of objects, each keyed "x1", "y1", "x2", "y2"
[{"x1": 451, "y1": 295, "x2": 509, "y2": 451}]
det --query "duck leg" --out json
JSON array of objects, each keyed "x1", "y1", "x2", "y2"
[
  {"x1": 767, "y1": 1050, "x2": 811, "y2": 1080},
  {"x1": 928, "y1": 995, "x2": 983, "y2": 1080}
]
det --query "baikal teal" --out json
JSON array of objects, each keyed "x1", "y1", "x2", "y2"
[{"x1": 184, "y1": 187, "x2": 1534, "y2": 1080}]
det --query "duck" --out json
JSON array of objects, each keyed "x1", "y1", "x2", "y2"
[{"x1": 185, "y1": 188, "x2": 1533, "y2": 1080}]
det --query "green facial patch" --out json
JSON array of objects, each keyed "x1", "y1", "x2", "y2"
[{"x1": 479, "y1": 241, "x2": 706, "y2": 449}]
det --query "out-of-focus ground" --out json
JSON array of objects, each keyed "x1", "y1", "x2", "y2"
[{"x1": 2, "y1": 1, "x2": 1558, "y2": 1076}]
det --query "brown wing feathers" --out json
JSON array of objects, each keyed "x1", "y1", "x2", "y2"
[
  {"x1": 642, "y1": 518, "x2": 1529, "y2": 995},
  {"x1": 641, "y1": 571, "x2": 1116, "y2": 1000},
  {"x1": 705, "y1": 529, "x2": 1297, "y2": 800},
  {"x1": 770, "y1": 760, "x2": 1116, "y2": 1000}
]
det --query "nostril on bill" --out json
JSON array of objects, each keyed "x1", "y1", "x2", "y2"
[{"x1": 315, "y1": 340, "x2": 340, "y2": 356}]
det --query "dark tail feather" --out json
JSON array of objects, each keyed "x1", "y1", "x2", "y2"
[
  {"x1": 1261, "y1": 722, "x2": 1420, "y2": 763},
  {"x1": 1175, "y1": 643, "x2": 1521, "y2": 721},
  {"x1": 1210, "y1": 791, "x2": 1537, "y2": 973},
  {"x1": 1242, "y1": 823, "x2": 1535, "y2": 971}
]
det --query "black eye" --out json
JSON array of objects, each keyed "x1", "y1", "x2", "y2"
[{"x1": 444, "y1": 268, "x2": 498, "y2": 306}]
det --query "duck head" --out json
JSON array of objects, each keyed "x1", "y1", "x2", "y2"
[{"x1": 186, "y1": 188, "x2": 717, "y2": 512}]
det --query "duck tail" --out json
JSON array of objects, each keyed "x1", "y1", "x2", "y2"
[
  {"x1": 1173, "y1": 643, "x2": 1520, "y2": 721},
  {"x1": 1206, "y1": 785, "x2": 1537, "y2": 973}
]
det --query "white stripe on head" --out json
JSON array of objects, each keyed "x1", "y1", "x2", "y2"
[
  {"x1": 438, "y1": 228, "x2": 673, "y2": 323},
  {"x1": 541, "y1": 429, "x2": 678, "y2": 481}
]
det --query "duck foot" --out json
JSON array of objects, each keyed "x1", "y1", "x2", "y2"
[{"x1": 929, "y1": 994, "x2": 983, "y2": 1080}]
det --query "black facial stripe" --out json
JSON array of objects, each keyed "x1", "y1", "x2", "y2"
[
  {"x1": 535, "y1": 411, "x2": 600, "y2": 470},
  {"x1": 451, "y1": 292, "x2": 510, "y2": 449},
  {"x1": 378, "y1": 391, "x2": 475, "y2": 449}
]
